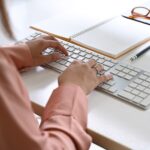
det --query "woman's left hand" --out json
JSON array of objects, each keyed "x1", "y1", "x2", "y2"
[{"x1": 26, "y1": 35, "x2": 68, "y2": 66}]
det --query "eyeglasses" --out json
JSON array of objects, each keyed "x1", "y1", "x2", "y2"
[{"x1": 129, "y1": 6, "x2": 150, "y2": 20}]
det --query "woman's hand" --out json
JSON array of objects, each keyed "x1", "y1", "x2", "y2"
[
  {"x1": 26, "y1": 35, "x2": 68, "y2": 66},
  {"x1": 58, "y1": 59, "x2": 113, "y2": 95}
]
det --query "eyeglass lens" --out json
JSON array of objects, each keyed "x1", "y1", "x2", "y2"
[{"x1": 132, "y1": 7, "x2": 150, "y2": 16}]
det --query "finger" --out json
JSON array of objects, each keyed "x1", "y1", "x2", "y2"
[
  {"x1": 42, "y1": 35, "x2": 57, "y2": 41},
  {"x1": 87, "y1": 59, "x2": 96, "y2": 68},
  {"x1": 41, "y1": 53, "x2": 63, "y2": 63},
  {"x1": 71, "y1": 60, "x2": 82, "y2": 65},
  {"x1": 93, "y1": 64, "x2": 104, "y2": 74},
  {"x1": 36, "y1": 35, "x2": 54, "y2": 40},
  {"x1": 97, "y1": 74, "x2": 113, "y2": 83},
  {"x1": 44, "y1": 40, "x2": 68, "y2": 56}
]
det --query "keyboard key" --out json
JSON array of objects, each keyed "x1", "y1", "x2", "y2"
[
  {"x1": 80, "y1": 48, "x2": 86, "y2": 52},
  {"x1": 129, "y1": 82, "x2": 138, "y2": 88},
  {"x1": 68, "y1": 47, "x2": 75, "y2": 52},
  {"x1": 74, "y1": 49, "x2": 80, "y2": 54},
  {"x1": 120, "y1": 64, "x2": 127, "y2": 68},
  {"x1": 110, "y1": 69, "x2": 119, "y2": 75},
  {"x1": 103, "y1": 61, "x2": 114, "y2": 67},
  {"x1": 139, "y1": 74, "x2": 148, "y2": 80},
  {"x1": 110, "y1": 59, "x2": 117, "y2": 64},
  {"x1": 92, "y1": 56, "x2": 99, "y2": 61},
  {"x1": 140, "y1": 98, "x2": 150, "y2": 107},
  {"x1": 118, "y1": 72, "x2": 126, "y2": 78},
  {"x1": 71, "y1": 44, "x2": 77, "y2": 48},
  {"x1": 104, "y1": 57, "x2": 112, "y2": 61},
  {"x1": 107, "y1": 86, "x2": 117, "y2": 93},
  {"x1": 129, "y1": 71, "x2": 138, "y2": 76},
  {"x1": 106, "y1": 80, "x2": 115, "y2": 86},
  {"x1": 67, "y1": 58, "x2": 75, "y2": 63},
  {"x1": 90, "y1": 52, "x2": 97, "y2": 56},
  {"x1": 58, "y1": 60, "x2": 67, "y2": 65},
  {"x1": 133, "y1": 68, "x2": 141, "y2": 73},
  {"x1": 69, "y1": 43, "x2": 75, "y2": 47},
  {"x1": 98, "y1": 54, "x2": 104, "y2": 59},
  {"x1": 118, "y1": 91, "x2": 135, "y2": 100},
  {"x1": 68, "y1": 51, "x2": 73, "y2": 56},
  {"x1": 63, "y1": 45, "x2": 70, "y2": 49},
  {"x1": 78, "y1": 56, "x2": 84, "y2": 61},
  {"x1": 124, "y1": 74, "x2": 133, "y2": 80},
  {"x1": 49, "y1": 62, "x2": 67, "y2": 71},
  {"x1": 115, "y1": 65, "x2": 124, "y2": 71},
  {"x1": 71, "y1": 54, "x2": 78, "y2": 59},
  {"x1": 101, "y1": 84, "x2": 110, "y2": 90},
  {"x1": 83, "y1": 58, "x2": 89, "y2": 63},
  {"x1": 104, "y1": 66, "x2": 110, "y2": 71},
  {"x1": 133, "y1": 78, "x2": 142, "y2": 84},
  {"x1": 122, "y1": 68, "x2": 130, "y2": 74},
  {"x1": 143, "y1": 72, "x2": 150, "y2": 77},
  {"x1": 45, "y1": 48, "x2": 53, "y2": 53},
  {"x1": 31, "y1": 32, "x2": 41, "y2": 37},
  {"x1": 141, "y1": 81, "x2": 150, "y2": 87},
  {"x1": 126, "y1": 65, "x2": 134, "y2": 70},
  {"x1": 97, "y1": 59, "x2": 105, "y2": 64},
  {"x1": 131, "y1": 89, "x2": 140, "y2": 95},
  {"x1": 146, "y1": 77, "x2": 150, "y2": 83},
  {"x1": 85, "y1": 54, "x2": 92, "y2": 59},
  {"x1": 65, "y1": 62, "x2": 71, "y2": 67},
  {"x1": 139, "y1": 93, "x2": 148, "y2": 99},
  {"x1": 79, "y1": 52, "x2": 86, "y2": 56},
  {"x1": 144, "y1": 88, "x2": 150, "y2": 94},
  {"x1": 25, "y1": 37, "x2": 34, "y2": 41},
  {"x1": 124, "y1": 86, "x2": 133, "y2": 92},
  {"x1": 136, "y1": 85, "x2": 145, "y2": 91},
  {"x1": 133, "y1": 96, "x2": 143, "y2": 103},
  {"x1": 42, "y1": 52, "x2": 49, "y2": 56}
]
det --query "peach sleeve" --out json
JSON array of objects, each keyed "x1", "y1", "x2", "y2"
[{"x1": 0, "y1": 44, "x2": 92, "y2": 150}]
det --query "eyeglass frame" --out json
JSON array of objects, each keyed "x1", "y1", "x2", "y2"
[{"x1": 130, "y1": 6, "x2": 150, "y2": 19}]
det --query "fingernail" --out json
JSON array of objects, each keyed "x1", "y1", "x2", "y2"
[
  {"x1": 55, "y1": 52, "x2": 65, "y2": 57},
  {"x1": 65, "y1": 52, "x2": 69, "y2": 56},
  {"x1": 108, "y1": 73, "x2": 113, "y2": 78}
]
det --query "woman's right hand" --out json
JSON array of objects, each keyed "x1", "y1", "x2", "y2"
[{"x1": 58, "y1": 59, "x2": 113, "y2": 95}]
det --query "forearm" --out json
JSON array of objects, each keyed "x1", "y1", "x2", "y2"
[
  {"x1": 0, "y1": 44, "x2": 33, "y2": 69},
  {"x1": 41, "y1": 84, "x2": 92, "y2": 149}
]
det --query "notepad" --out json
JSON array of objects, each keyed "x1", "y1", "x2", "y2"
[
  {"x1": 72, "y1": 16, "x2": 150, "y2": 58},
  {"x1": 31, "y1": 16, "x2": 150, "y2": 58}
]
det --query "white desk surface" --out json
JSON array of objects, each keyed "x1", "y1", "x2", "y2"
[{"x1": 20, "y1": 1, "x2": 150, "y2": 149}]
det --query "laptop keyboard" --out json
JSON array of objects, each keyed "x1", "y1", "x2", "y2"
[{"x1": 19, "y1": 32, "x2": 150, "y2": 110}]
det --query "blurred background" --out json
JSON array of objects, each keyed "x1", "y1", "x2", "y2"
[{"x1": 0, "y1": 0, "x2": 148, "y2": 44}]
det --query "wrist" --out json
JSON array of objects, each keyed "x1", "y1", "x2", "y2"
[{"x1": 59, "y1": 82, "x2": 87, "y2": 95}]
